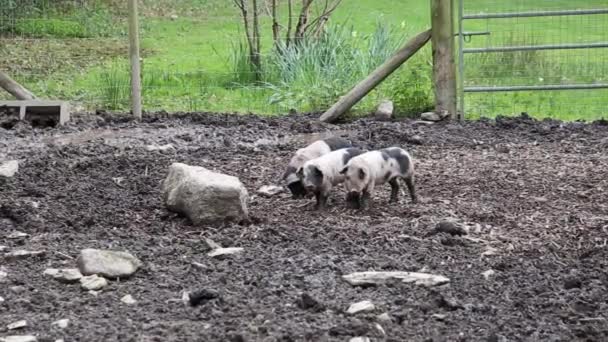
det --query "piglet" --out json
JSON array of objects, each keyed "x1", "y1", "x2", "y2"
[
  {"x1": 282, "y1": 137, "x2": 352, "y2": 199},
  {"x1": 341, "y1": 147, "x2": 417, "y2": 209},
  {"x1": 297, "y1": 147, "x2": 364, "y2": 210}
]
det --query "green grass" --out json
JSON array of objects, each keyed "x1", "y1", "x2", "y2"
[{"x1": 1, "y1": 0, "x2": 607, "y2": 121}]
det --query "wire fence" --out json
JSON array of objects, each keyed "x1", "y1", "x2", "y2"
[
  {"x1": 0, "y1": 0, "x2": 434, "y2": 117},
  {"x1": 458, "y1": 0, "x2": 608, "y2": 120}
]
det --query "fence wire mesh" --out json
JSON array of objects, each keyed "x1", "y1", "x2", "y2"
[
  {"x1": 458, "y1": 0, "x2": 608, "y2": 120},
  {"x1": 0, "y1": 0, "x2": 433, "y2": 117}
]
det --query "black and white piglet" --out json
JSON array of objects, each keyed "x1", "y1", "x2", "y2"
[
  {"x1": 297, "y1": 147, "x2": 364, "y2": 209},
  {"x1": 282, "y1": 137, "x2": 352, "y2": 198},
  {"x1": 341, "y1": 147, "x2": 417, "y2": 209}
]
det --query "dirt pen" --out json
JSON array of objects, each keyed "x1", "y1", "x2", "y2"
[{"x1": 1, "y1": 111, "x2": 608, "y2": 341}]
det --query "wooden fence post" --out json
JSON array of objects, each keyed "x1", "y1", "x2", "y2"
[
  {"x1": 128, "y1": 0, "x2": 142, "y2": 120},
  {"x1": 431, "y1": 0, "x2": 457, "y2": 119}
]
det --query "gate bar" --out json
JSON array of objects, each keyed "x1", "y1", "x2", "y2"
[
  {"x1": 457, "y1": 0, "x2": 465, "y2": 119},
  {"x1": 464, "y1": 42, "x2": 608, "y2": 53},
  {"x1": 463, "y1": 8, "x2": 608, "y2": 20},
  {"x1": 464, "y1": 83, "x2": 608, "y2": 93}
]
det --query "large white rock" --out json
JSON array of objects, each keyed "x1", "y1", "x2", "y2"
[
  {"x1": 162, "y1": 163, "x2": 249, "y2": 225},
  {"x1": 0, "y1": 160, "x2": 19, "y2": 178},
  {"x1": 374, "y1": 100, "x2": 394, "y2": 121},
  {"x1": 347, "y1": 300, "x2": 376, "y2": 315},
  {"x1": 44, "y1": 268, "x2": 83, "y2": 284},
  {"x1": 0, "y1": 336, "x2": 37, "y2": 342},
  {"x1": 77, "y1": 249, "x2": 141, "y2": 279}
]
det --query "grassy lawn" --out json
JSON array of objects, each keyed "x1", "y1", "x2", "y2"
[{"x1": 0, "y1": 0, "x2": 606, "y2": 120}]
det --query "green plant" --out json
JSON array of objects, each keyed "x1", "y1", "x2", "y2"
[{"x1": 97, "y1": 62, "x2": 130, "y2": 109}]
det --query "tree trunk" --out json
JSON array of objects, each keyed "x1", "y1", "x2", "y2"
[
  {"x1": 271, "y1": 0, "x2": 281, "y2": 49},
  {"x1": 251, "y1": 0, "x2": 263, "y2": 81},
  {"x1": 294, "y1": 0, "x2": 313, "y2": 44},
  {"x1": 0, "y1": 71, "x2": 36, "y2": 100},
  {"x1": 286, "y1": 0, "x2": 294, "y2": 48}
]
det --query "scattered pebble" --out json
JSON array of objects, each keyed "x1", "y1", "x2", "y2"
[
  {"x1": 0, "y1": 336, "x2": 37, "y2": 342},
  {"x1": 0, "y1": 296, "x2": 4, "y2": 303},
  {"x1": 256, "y1": 185, "x2": 284, "y2": 198},
  {"x1": 374, "y1": 323, "x2": 386, "y2": 336},
  {"x1": 80, "y1": 275, "x2": 108, "y2": 291},
  {"x1": 44, "y1": 268, "x2": 83, "y2": 284},
  {"x1": 296, "y1": 293, "x2": 324, "y2": 312},
  {"x1": 376, "y1": 312, "x2": 393, "y2": 323},
  {"x1": 51, "y1": 319, "x2": 69, "y2": 329},
  {"x1": 77, "y1": 248, "x2": 141, "y2": 278},
  {"x1": 6, "y1": 231, "x2": 28, "y2": 239},
  {"x1": 431, "y1": 220, "x2": 468, "y2": 236},
  {"x1": 481, "y1": 247, "x2": 499, "y2": 257},
  {"x1": 0, "y1": 246, "x2": 7, "y2": 252},
  {"x1": 432, "y1": 313, "x2": 447, "y2": 320},
  {"x1": 482, "y1": 269, "x2": 496, "y2": 280},
  {"x1": 0, "y1": 269, "x2": 7, "y2": 283},
  {"x1": 4, "y1": 250, "x2": 45, "y2": 260},
  {"x1": 349, "y1": 337, "x2": 370, "y2": 342},
  {"x1": 347, "y1": 300, "x2": 375, "y2": 315},
  {"x1": 207, "y1": 247, "x2": 244, "y2": 258},
  {"x1": 0, "y1": 160, "x2": 19, "y2": 178},
  {"x1": 121, "y1": 294, "x2": 137, "y2": 305},
  {"x1": 7, "y1": 320, "x2": 27, "y2": 330},
  {"x1": 145, "y1": 143, "x2": 175, "y2": 152}
]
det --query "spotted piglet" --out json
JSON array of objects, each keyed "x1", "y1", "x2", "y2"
[
  {"x1": 296, "y1": 147, "x2": 364, "y2": 210},
  {"x1": 341, "y1": 147, "x2": 417, "y2": 209},
  {"x1": 282, "y1": 137, "x2": 352, "y2": 199}
]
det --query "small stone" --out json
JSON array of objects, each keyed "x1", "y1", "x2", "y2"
[
  {"x1": 347, "y1": 300, "x2": 375, "y2": 315},
  {"x1": 10, "y1": 286, "x2": 26, "y2": 294},
  {"x1": 44, "y1": 268, "x2": 82, "y2": 284},
  {"x1": 374, "y1": 323, "x2": 386, "y2": 336},
  {"x1": 0, "y1": 160, "x2": 19, "y2": 178},
  {"x1": 121, "y1": 294, "x2": 137, "y2": 305},
  {"x1": 349, "y1": 338, "x2": 370, "y2": 342},
  {"x1": 256, "y1": 185, "x2": 284, "y2": 198},
  {"x1": 0, "y1": 336, "x2": 37, "y2": 342},
  {"x1": 481, "y1": 247, "x2": 499, "y2": 257},
  {"x1": 420, "y1": 111, "x2": 448, "y2": 122},
  {"x1": 0, "y1": 296, "x2": 4, "y2": 303},
  {"x1": 7, "y1": 320, "x2": 27, "y2": 330},
  {"x1": 80, "y1": 275, "x2": 108, "y2": 291},
  {"x1": 432, "y1": 313, "x2": 447, "y2": 320},
  {"x1": 432, "y1": 221, "x2": 468, "y2": 236},
  {"x1": 376, "y1": 312, "x2": 393, "y2": 323},
  {"x1": 145, "y1": 143, "x2": 175, "y2": 152},
  {"x1": 4, "y1": 250, "x2": 45, "y2": 260},
  {"x1": 51, "y1": 319, "x2": 69, "y2": 329},
  {"x1": 77, "y1": 249, "x2": 141, "y2": 279},
  {"x1": 6, "y1": 231, "x2": 28, "y2": 239},
  {"x1": 407, "y1": 134, "x2": 424, "y2": 145},
  {"x1": 482, "y1": 269, "x2": 495, "y2": 280},
  {"x1": 170, "y1": 14, "x2": 179, "y2": 20},
  {"x1": 374, "y1": 100, "x2": 393, "y2": 121},
  {"x1": 0, "y1": 269, "x2": 7, "y2": 283},
  {"x1": 208, "y1": 247, "x2": 244, "y2": 258},
  {"x1": 0, "y1": 246, "x2": 7, "y2": 252}
]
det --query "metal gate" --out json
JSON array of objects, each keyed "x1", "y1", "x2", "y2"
[{"x1": 457, "y1": 1, "x2": 608, "y2": 120}]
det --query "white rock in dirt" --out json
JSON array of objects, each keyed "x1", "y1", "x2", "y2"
[
  {"x1": 162, "y1": 163, "x2": 249, "y2": 225},
  {"x1": 51, "y1": 319, "x2": 69, "y2": 329},
  {"x1": 420, "y1": 111, "x2": 448, "y2": 122},
  {"x1": 347, "y1": 300, "x2": 376, "y2": 315},
  {"x1": 6, "y1": 231, "x2": 28, "y2": 239},
  {"x1": 481, "y1": 246, "x2": 499, "y2": 257},
  {"x1": 349, "y1": 337, "x2": 370, "y2": 342},
  {"x1": 0, "y1": 336, "x2": 37, "y2": 342},
  {"x1": 80, "y1": 275, "x2": 108, "y2": 291},
  {"x1": 0, "y1": 246, "x2": 7, "y2": 252},
  {"x1": 374, "y1": 100, "x2": 394, "y2": 121},
  {"x1": 145, "y1": 143, "x2": 175, "y2": 152},
  {"x1": 256, "y1": 185, "x2": 284, "y2": 198},
  {"x1": 121, "y1": 294, "x2": 137, "y2": 305},
  {"x1": 0, "y1": 296, "x2": 4, "y2": 303},
  {"x1": 170, "y1": 14, "x2": 179, "y2": 20},
  {"x1": 44, "y1": 268, "x2": 83, "y2": 284},
  {"x1": 77, "y1": 249, "x2": 141, "y2": 278},
  {"x1": 0, "y1": 160, "x2": 19, "y2": 178},
  {"x1": 343, "y1": 271, "x2": 450, "y2": 287},
  {"x1": 7, "y1": 320, "x2": 27, "y2": 330},
  {"x1": 482, "y1": 269, "x2": 495, "y2": 280},
  {"x1": 4, "y1": 250, "x2": 45, "y2": 260},
  {"x1": 0, "y1": 269, "x2": 7, "y2": 283},
  {"x1": 207, "y1": 247, "x2": 244, "y2": 258},
  {"x1": 377, "y1": 312, "x2": 393, "y2": 323}
]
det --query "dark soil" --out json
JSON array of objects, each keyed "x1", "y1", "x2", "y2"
[{"x1": 1, "y1": 111, "x2": 608, "y2": 342}]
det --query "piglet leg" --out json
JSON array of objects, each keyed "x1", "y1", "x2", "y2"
[
  {"x1": 388, "y1": 178, "x2": 400, "y2": 203},
  {"x1": 314, "y1": 192, "x2": 328, "y2": 210},
  {"x1": 404, "y1": 176, "x2": 418, "y2": 203}
]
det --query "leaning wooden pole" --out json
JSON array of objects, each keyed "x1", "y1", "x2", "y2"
[
  {"x1": 0, "y1": 71, "x2": 36, "y2": 100},
  {"x1": 128, "y1": 0, "x2": 142, "y2": 120},
  {"x1": 431, "y1": 0, "x2": 457, "y2": 119},
  {"x1": 319, "y1": 29, "x2": 431, "y2": 123}
]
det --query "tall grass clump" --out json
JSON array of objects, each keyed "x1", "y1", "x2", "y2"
[
  {"x1": 226, "y1": 20, "x2": 433, "y2": 115},
  {"x1": 97, "y1": 61, "x2": 130, "y2": 109}
]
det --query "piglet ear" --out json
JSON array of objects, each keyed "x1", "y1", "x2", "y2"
[
  {"x1": 358, "y1": 168, "x2": 366, "y2": 180},
  {"x1": 313, "y1": 166, "x2": 323, "y2": 178},
  {"x1": 339, "y1": 166, "x2": 348, "y2": 175},
  {"x1": 296, "y1": 167, "x2": 304, "y2": 177}
]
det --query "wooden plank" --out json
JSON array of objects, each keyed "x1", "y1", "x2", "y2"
[
  {"x1": 0, "y1": 71, "x2": 36, "y2": 100},
  {"x1": 319, "y1": 29, "x2": 432, "y2": 123},
  {"x1": 431, "y1": 0, "x2": 457, "y2": 119}
]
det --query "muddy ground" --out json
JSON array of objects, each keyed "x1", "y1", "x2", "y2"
[{"x1": 1, "y1": 111, "x2": 608, "y2": 342}]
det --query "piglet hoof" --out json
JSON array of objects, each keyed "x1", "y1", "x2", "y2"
[{"x1": 389, "y1": 197, "x2": 398, "y2": 204}]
